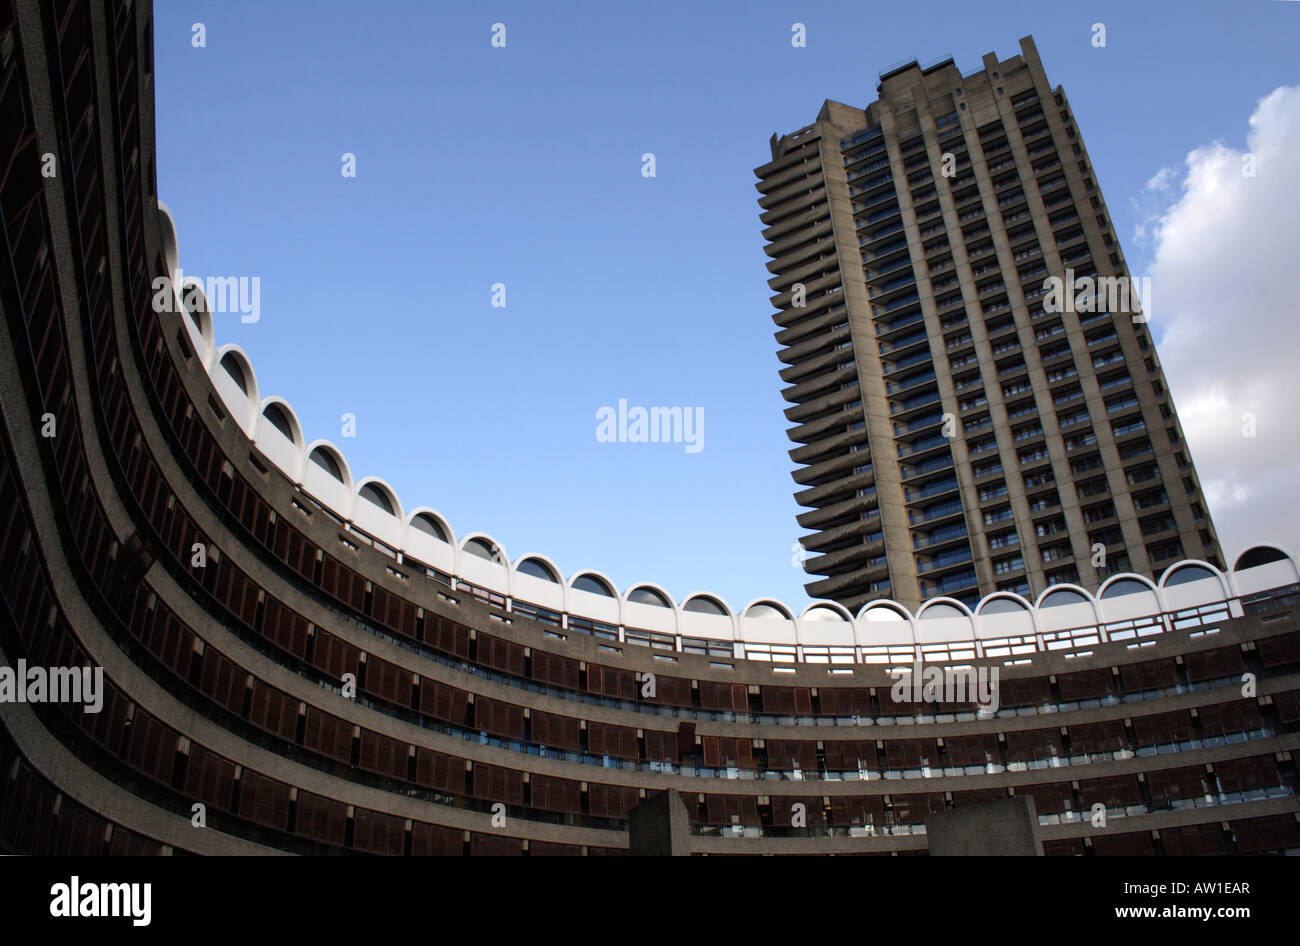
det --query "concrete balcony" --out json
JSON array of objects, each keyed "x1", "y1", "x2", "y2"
[
  {"x1": 796, "y1": 489, "x2": 878, "y2": 530},
  {"x1": 789, "y1": 427, "x2": 868, "y2": 466},
  {"x1": 770, "y1": 273, "x2": 841, "y2": 318},
  {"x1": 790, "y1": 446, "x2": 867, "y2": 487},
  {"x1": 774, "y1": 302, "x2": 848, "y2": 347},
  {"x1": 758, "y1": 174, "x2": 826, "y2": 212},
  {"x1": 782, "y1": 380, "x2": 860, "y2": 425},
  {"x1": 766, "y1": 231, "x2": 836, "y2": 273},
  {"x1": 768, "y1": 252, "x2": 840, "y2": 293},
  {"x1": 801, "y1": 517, "x2": 884, "y2": 554},
  {"x1": 786, "y1": 402, "x2": 863, "y2": 446},
  {"x1": 781, "y1": 362, "x2": 856, "y2": 406},
  {"x1": 778, "y1": 321, "x2": 851, "y2": 367},
  {"x1": 794, "y1": 469, "x2": 875, "y2": 509},
  {"x1": 762, "y1": 203, "x2": 831, "y2": 243},
  {"x1": 764, "y1": 215, "x2": 834, "y2": 260},
  {"x1": 759, "y1": 181, "x2": 827, "y2": 225},
  {"x1": 779, "y1": 343, "x2": 852, "y2": 384}
]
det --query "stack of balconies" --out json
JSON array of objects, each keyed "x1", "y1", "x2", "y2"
[{"x1": 758, "y1": 126, "x2": 889, "y2": 608}]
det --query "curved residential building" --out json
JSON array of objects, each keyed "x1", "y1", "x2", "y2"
[{"x1": 0, "y1": 0, "x2": 1297, "y2": 856}]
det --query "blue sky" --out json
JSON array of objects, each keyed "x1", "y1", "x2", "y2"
[{"x1": 152, "y1": 0, "x2": 1298, "y2": 612}]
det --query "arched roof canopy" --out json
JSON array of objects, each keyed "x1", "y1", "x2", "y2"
[
  {"x1": 258, "y1": 396, "x2": 304, "y2": 447},
  {"x1": 858, "y1": 600, "x2": 912, "y2": 622},
  {"x1": 407, "y1": 509, "x2": 453, "y2": 544},
  {"x1": 516, "y1": 555, "x2": 561, "y2": 583},
  {"x1": 682, "y1": 593, "x2": 730, "y2": 616},
  {"x1": 1099, "y1": 574, "x2": 1159, "y2": 598},
  {"x1": 1159, "y1": 559, "x2": 1230, "y2": 607},
  {"x1": 1159, "y1": 560, "x2": 1224, "y2": 588},
  {"x1": 460, "y1": 533, "x2": 505, "y2": 564},
  {"x1": 569, "y1": 572, "x2": 615, "y2": 597},
  {"x1": 626, "y1": 584, "x2": 673, "y2": 608},
  {"x1": 252, "y1": 397, "x2": 306, "y2": 481},
  {"x1": 912, "y1": 598, "x2": 973, "y2": 645},
  {"x1": 1229, "y1": 545, "x2": 1300, "y2": 596},
  {"x1": 179, "y1": 277, "x2": 214, "y2": 347},
  {"x1": 801, "y1": 602, "x2": 853, "y2": 622},
  {"x1": 1034, "y1": 584, "x2": 1100, "y2": 632},
  {"x1": 1036, "y1": 586, "x2": 1094, "y2": 609},
  {"x1": 216, "y1": 345, "x2": 258, "y2": 400},
  {"x1": 916, "y1": 598, "x2": 972, "y2": 620},
  {"x1": 305, "y1": 440, "x2": 352, "y2": 488},
  {"x1": 972, "y1": 592, "x2": 1035, "y2": 641},
  {"x1": 743, "y1": 599, "x2": 794, "y2": 620},
  {"x1": 355, "y1": 477, "x2": 401, "y2": 518},
  {"x1": 1234, "y1": 544, "x2": 1295, "y2": 572},
  {"x1": 1095, "y1": 573, "x2": 1163, "y2": 623},
  {"x1": 975, "y1": 593, "x2": 1032, "y2": 615},
  {"x1": 157, "y1": 201, "x2": 179, "y2": 277}
]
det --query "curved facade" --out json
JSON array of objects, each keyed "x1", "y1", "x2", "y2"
[{"x1": 0, "y1": 0, "x2": 1297, "y2": 855}]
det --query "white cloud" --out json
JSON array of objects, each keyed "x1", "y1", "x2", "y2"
[
  {"x1": 1144, "y1": 165, "x2": 1177, "y2": 192},
  {"x1": 1130, "y1": 165, "x2": 1181, "y2": 247},
  {"x1": 1143, "y1": 85, "x2": 1300, "y2": 562}
]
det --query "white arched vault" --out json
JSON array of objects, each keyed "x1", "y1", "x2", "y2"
[{"x1": 253, "y1": 396, "x2": 306, "y2": 481}]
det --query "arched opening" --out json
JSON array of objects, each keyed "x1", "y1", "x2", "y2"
[
  {"x1": 411, "y1": 513, "x2": 449, "y2": 543},
  {"x1": 683, "y1": 595, "x2": 728, "y2": 615},
  {"x1": 308, "y1": 446, "x2": 344, "y2": 482},
  {"x1": 804, "y1": 605, "x2": 848, "y2": 622},
  {"x1": 628, "y1": 586, "x2": 670, "y2": 608},
  {"x1": 860, "y1": 602, "x2": 909, "y2": 622},
  {"x1": 183, "y1": 294, "x2": 202, "y2": 331},
  {"x1": 1235, "y1": 546, "x2": 1290, "y2": 571},
  {"x1": 978, "y1": 596, "x2": 1029, "y2": 615},
  {"x1": 219, "y1": 352, "x2": 249, "y2": 394},
  {"x1": 1163, "y1": 563, "x2": 1218, "y2": 587},
  {"x1": 745, "y1": 601, "x2": 792, "y2": 620},
  {"x1": 918, "y1": 602, "x2": 967, "y2": 620},
  {"x1": 358, "y1": 482, "x2": 395, "y2": 515},
  {"x1": 463, "y1": 537, "x2": 500, "y2": 562},
  {"x1": 180, "y1": 279, "x2": 209, "y2": 334},
  {"x1": 517, "y1": 558, "x2": 559, "y2": 583},
  {"x1": 262, "y1": 403, "x2": 297, "y2": 443},
  {"x1": 1101, "y1": 577, "x2": 1155, "y2": 599},
  {"x1": 572, "y1": 574, "x2": 614, "y2": 597},
  {"x1": 1040, "y1": 588, "x2": 1089, "y2": 609},
  {"x1": 156, "y1": 203, "x2": 179, "y2": 276}
]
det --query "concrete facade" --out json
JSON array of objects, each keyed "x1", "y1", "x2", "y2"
[
  {"x1": 926, "y1": 795, "x2": 1043, "y2": 856},
  {"x1": 756, "y1": 37, "x2": 1223, "y2": 614}
]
